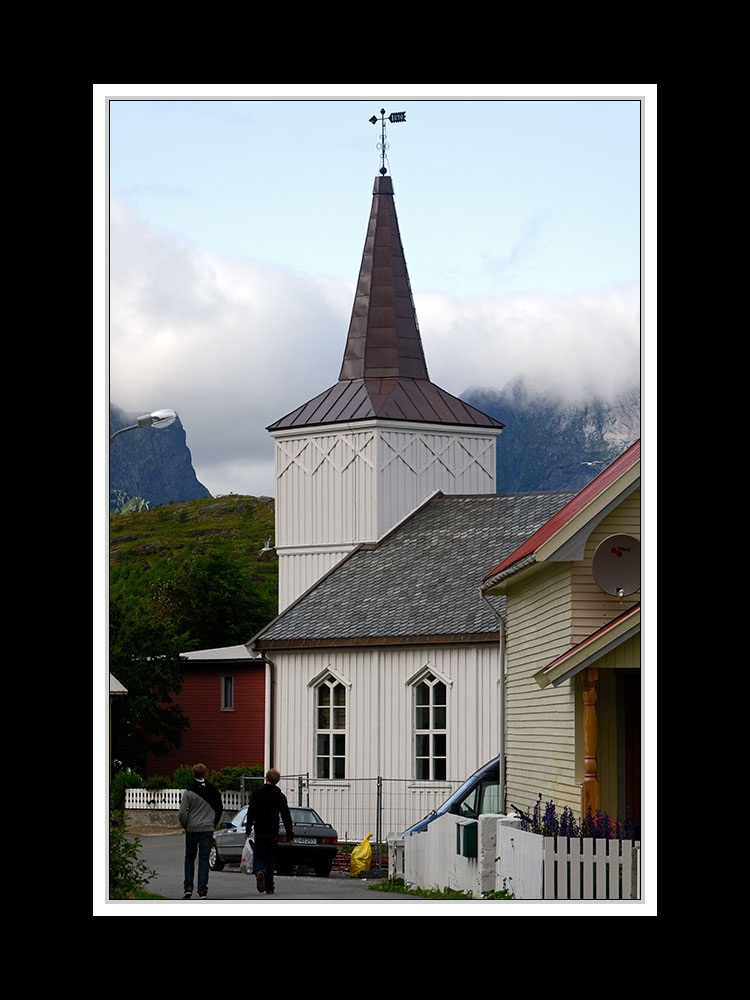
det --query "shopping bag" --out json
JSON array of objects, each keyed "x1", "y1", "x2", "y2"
[
  {"x1": 350, "y1": 833, "x2": 373, "y2": 878},
  {"x1": 241, "y1": 835, "x2": 254, "y2": 873}
]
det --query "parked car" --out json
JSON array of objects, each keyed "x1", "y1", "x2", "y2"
[
  {"x1": 209, "y1": 805, "x2": 339, "y2": 877},
  {"x1": 403, "y1": 755, "x2": 502, "y2": 835}
]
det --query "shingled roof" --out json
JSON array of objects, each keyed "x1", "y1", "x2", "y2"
[
  {"x1": 267, "y1": 177, "x2": 503, "y2": 432},
  {"x1": 250, "y1": 490, "x2": 575, "y2": 650}
]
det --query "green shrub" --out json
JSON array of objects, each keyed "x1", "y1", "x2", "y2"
[
  {"x1": 171, "y1": 763, "x2": 264, "y2": 790},
  {"x1": 208, "y1": 764, "x2": 264, "y2": 791},
  {"x1": 172, "y1": 764, "x2": 195, "y2": 789},
  {"x1": 109, "y1": 811, "x2": 156, "y2": 899},
  {"x1": 110, "y1": 768, "x2": 143, "y2": 811},
  {"x1": 143, "y1": 775, "x2": 170, "y2": 790}
]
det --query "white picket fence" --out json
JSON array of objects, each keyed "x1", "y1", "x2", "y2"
[
  {"x1": 401, "y1": 814, "x2": 641, "y2": 900},
  {"x1": 125, "y1": 788, "x2": 244, "y2": 811},
  {"x1": 543, "y1": 833, "x2": 639, "y2": 900}
]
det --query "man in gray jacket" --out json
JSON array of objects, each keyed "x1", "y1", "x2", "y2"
[{"x1": 179, "y1": 763, "x2": 224, "y2": 899}]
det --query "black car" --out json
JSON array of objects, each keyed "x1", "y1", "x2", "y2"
[{"x1": 210, "y1": 805, "x2": 339, "y2": 877}]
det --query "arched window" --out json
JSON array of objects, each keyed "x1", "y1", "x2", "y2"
[
  {"x1": 414, "y1": 673, "x2": 447, "y2": 780},
  {"x1": 315, "y1": 676, "x2": 346, "y2": 779}
]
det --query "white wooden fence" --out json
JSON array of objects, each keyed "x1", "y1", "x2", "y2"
[
  {"x1": 125, "y1": 788, "x2": 244, "y2": 811},
  {"x1": 543, "y1": 833, "x2": 639, "y2": 900},
  {"x1": 401, "y1": 814, "x2": 641, "y2": 900}
]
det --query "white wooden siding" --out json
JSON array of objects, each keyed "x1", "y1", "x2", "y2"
[
  {"x1": 377, "y1": 429, "x2": 497, "y2": 538},
  {"x1": 271, "y1": 421, "x2": 498, "y2": 609},
  {"x1": 271, "y1": 642, "x2": 501, "y2": 784}
]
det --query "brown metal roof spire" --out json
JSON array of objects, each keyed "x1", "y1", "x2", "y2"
[
  {"x1": 267, "y1": 123, "x2": 503, "y2": 432},
  {"x1": 339, "y1": 174, "x2": 428, "y2": 382}
]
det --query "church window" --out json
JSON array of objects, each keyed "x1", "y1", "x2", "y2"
[
  {"x1": 315, "y1": 677, "x2": 346, "y2": 779},
  {"x1": 415, "y1": 674, "x2": 447, "y2": 780}
]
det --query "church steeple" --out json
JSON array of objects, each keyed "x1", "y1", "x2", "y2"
[
  {"x1": 268, "y1": 170, "x2": 503, "y2": 612},
  {"x1": 268, "y1": 176, "x2": 502, "y2": 433},
  {"x1": 339, "y1": 175, "x2": 429, "y2": 382}
]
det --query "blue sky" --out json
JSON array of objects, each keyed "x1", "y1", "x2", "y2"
[{"x1": 100, "y1": 85, "x2": 653, "y2": 499}]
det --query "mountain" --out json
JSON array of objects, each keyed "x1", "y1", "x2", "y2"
[
  {"x1": 109, "y1": 404, "x2": 211, "y2": 513},
  {"x1": 462, "y1": 378, "x2": 640, "y2": 493}
]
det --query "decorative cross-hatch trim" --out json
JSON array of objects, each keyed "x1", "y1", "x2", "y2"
[
  {"x1": 277, "y1": 433, "x2": 375, "y2": 478},
  {"x1": 380, "y1": 434, "x2": 495, "y2": 479}
]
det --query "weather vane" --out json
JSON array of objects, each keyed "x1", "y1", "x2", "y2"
[{"x1": 369, "y1": 108, "x2": 406, "y2": 175}]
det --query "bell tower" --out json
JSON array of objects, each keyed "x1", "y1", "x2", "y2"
[{"x1": 268, "y1": 134, "x2": 503, "y2": 611}]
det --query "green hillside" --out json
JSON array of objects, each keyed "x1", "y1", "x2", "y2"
[{"x1": 109, "y1": 494, "x2": 278, "y2": 611}]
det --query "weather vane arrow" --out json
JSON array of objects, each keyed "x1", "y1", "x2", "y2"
[{"x1": 369, "y1": 108, "x2": 407, "y2": 175}]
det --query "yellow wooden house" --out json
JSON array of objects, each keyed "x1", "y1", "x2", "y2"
[{"x1": 481, "y1": 440, "x2": 641, "y2": 834}]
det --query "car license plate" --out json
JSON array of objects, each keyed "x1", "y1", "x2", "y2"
[{"x1": 295, "y1": 837, "x2": 316, "y2": 844}]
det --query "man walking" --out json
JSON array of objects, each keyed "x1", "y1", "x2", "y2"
[
  {"x1": 245, "y1": 768, "x2": 294, "y2": 895},
  {"x1": 179, "y1": 763, "x2": 224, "y2": 899}
]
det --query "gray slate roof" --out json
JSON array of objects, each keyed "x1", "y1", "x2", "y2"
[{"x1": 252, "y1": 490, "x2": 576, "y2": 648}]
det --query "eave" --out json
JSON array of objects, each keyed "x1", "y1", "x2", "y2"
[
  {"x1": 533, "y1": 604, "x2": 641, "y2": 689},
  {"x1": 482, "y1": 440, "x2": 641, "y2": 594}
]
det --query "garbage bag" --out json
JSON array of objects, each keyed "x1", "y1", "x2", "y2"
[
  {"x1": 350, "y1": 833, "x2": 373, "y2": 878},
  {"x1": 241, "y1": 835, "x2": 254, "y2": 874}
]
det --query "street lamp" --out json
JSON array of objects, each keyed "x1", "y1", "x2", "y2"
[{"x1": 110, "y1": 408, "x2": 178, "y2": 443}]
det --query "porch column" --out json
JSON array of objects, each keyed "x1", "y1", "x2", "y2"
[{"x1": 582, "y1": 667, "x2": 600, "y2": 816}]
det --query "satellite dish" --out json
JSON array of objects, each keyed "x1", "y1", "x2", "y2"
[{"x1": 592, "y1": 534, "x2": 640, "y2": 597}]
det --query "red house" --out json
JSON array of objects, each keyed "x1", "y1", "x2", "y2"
[{"x1": 145, "y1": 645, "x2": 268, "y2": 778}]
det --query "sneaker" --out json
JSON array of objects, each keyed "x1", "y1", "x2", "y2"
[
  {"x1": 256, "y1": 871, "x2": 265, "y2": 893},
  {"x1": 198, "y1": 891, "x2": 208, "y2": 899},
  {"x1": 183, "y1": 892, "x2": 192, "y2": 899}
]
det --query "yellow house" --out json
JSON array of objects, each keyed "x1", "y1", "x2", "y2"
[{"x1": 482, "y1": 440, "x2": 641, "y2": 834}]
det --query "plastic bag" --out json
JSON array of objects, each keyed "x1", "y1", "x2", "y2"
[
  {"x1": 241, "y1": 835, "x2": 254, "y2": 874},
  {"x1": 350, "y1": 833, "x2": 373, "y2": 878}
]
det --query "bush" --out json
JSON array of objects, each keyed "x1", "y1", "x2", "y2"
[
  {"x1": 208, "y1": 764, "x2": 264, "y2": 791},
  {"x1": 172, "y1": 764, "x2": 195, "y2": 789},
  {"x1": 143, "y1": 775, "x2": 170, "y2": 790},
  {"x1": 109, "y1": 811, "x2": 157, "y2": 899},
  {"x1": 110, "y1": 768, "x2": 143, "y2": 811}
]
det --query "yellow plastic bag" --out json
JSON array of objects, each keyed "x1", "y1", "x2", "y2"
[{"x1": 350, "y1": 833, "x2": 373, "y2": 878}]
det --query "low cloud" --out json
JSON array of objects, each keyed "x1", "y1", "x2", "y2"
[{"x1": 108, "y1": 195, "x2": 640, "y2": 498}]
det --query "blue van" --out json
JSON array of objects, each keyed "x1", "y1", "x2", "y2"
[{"x1": 403, "y1": 755, "x2": 503, "y2": 835}]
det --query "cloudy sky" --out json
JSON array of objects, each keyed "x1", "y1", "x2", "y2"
[{"x1": 100, "y1": 86, "x2": 653, "y2": 499}]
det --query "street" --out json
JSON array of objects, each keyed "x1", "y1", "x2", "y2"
[{"x1": 124, "y1": 832, "x2": 428, "y2": 909}]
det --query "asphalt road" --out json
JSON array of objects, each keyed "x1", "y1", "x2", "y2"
[{"x1": 128, "y1": 832, "x2": 426, "y2": 907}]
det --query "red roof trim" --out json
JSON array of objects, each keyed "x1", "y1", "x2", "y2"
[
  {"x1": 539, "y1": 603, "x2": 640, "y2": 674},
  {"x1": 483, "y1": 440, "x2": 641, "y2": 582}
]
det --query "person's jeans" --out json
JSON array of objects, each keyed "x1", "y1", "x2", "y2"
[
  {"x1": 252, "y1": 831, "x2": 278, "y2": 892},
  {"x1": 184, "y1": 830, "x2": 214, "y2": 895}
]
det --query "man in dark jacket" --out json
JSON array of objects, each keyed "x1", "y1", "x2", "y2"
[
  {"x1": 245, "y1": 768, "x2": 294, "y2": 895},
  {"x1": 179, "y1": 763, "x2": 224, "y2": 899}
]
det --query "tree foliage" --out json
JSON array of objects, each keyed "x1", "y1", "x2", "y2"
[{"x1": 109, "y1": 550, "x2": 276, "y2": 773}]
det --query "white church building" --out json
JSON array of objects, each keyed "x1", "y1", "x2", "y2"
[{"x1": 224, "y1": 173, "x2": 574, "y2": 837}]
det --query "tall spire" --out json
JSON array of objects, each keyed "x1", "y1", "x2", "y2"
[
  {"x1": 339, "y1": 176, "x2": 428, "y2": 382},
  {"x1": 268, "y1": 176, "x2": 502, "y2": 432}
]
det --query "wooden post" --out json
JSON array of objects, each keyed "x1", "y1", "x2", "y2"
[{"x1": 582, "y1": 667, "x2": 600, "y2": 816}]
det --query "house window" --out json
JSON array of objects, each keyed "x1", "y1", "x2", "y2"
[
  {"x1": 415, "y1": 674, "x2": 447, "y2": 780},
  {"x1": 316, "y1": 676, "x2": 346, "y2": 779},
  {"x1": 221, "y1": 675, "x2": 234, "y2": 711}
]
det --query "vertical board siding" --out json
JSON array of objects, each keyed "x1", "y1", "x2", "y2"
[
  {"x1": 377, "y1": 429, "x2": 497, "y2": 539},
  {"x1": 272, "y1": 642, "x2": 500, "y2": 787}
]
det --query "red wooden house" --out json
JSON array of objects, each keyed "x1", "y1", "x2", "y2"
[{"x1": 145, "y1": 645, "x2": 268, "y2": 778}]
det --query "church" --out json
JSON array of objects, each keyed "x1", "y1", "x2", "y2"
[{"x1": 173, "y1": 158, "x2": 639, "y2": 840}]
